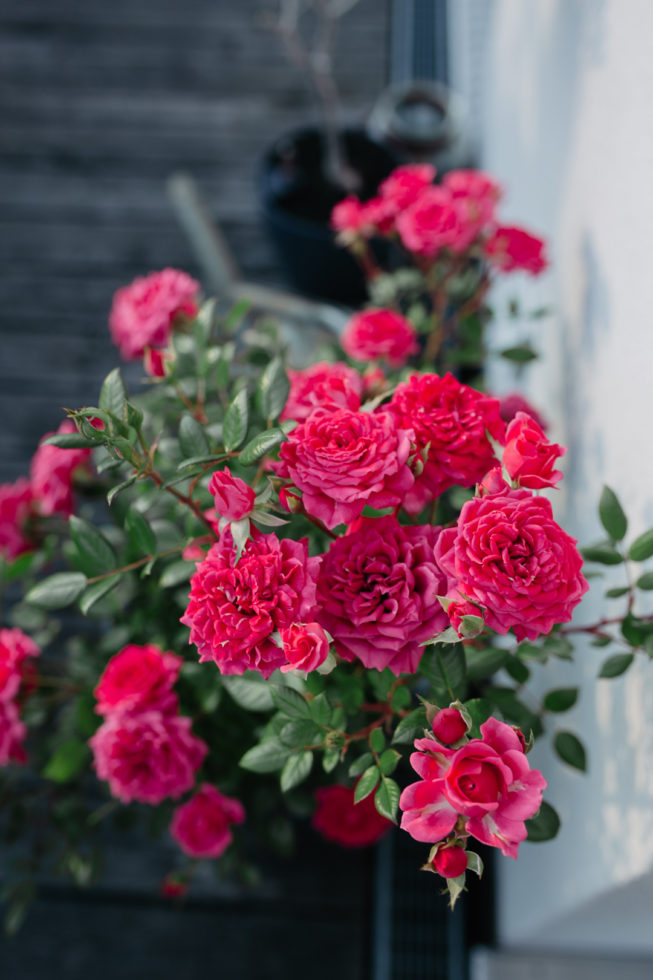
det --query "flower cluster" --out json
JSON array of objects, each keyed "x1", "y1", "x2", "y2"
[{"x1": 0, "y1": 628, "x2": 40, "y2": 766}]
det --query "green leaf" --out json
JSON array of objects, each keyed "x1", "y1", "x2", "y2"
[
  {"x1": 223, "y1": 389, "x2": 249, "y2": 452},
  {"x1": 392, "y1": 708, "x2": 426, "y2": 745},
  {"x1": 466, "y1": 851, "x2": 484, "y2": 877},
  {"x1": 240, "y1": 737, "x2": 291, "y2": 773},
  {"x1": 280, "y1": 750, "x2": 313, "y2": 792},
  {"x1": 374, "y1": 777, "x2": 400, "y2": 822},
  {"x1": 349, "y1": 752, "x2": 374, "y2": 777},
  {"x1": 43, "y1": 739, "x2": 89, "y2": 783},
  {"x1": 178, "y1": 415, "x2": 210, "y2": 459},
  {"x1": 503, "y1": 655, "x2": 530, "y2": 684},
  {"x1": 629, "y1": 529, "x2": 653, "y2": 562},
  {"x1": 486, "y1": 687, "x2": 542, "y2": 737},
  {"x1": 526, "y1": 800, "x2": 561, "y2": 842},
  {"x1": 465, "y1": 645, "x2": 508, "y2": 681},
  {"x1": 500, "y1": 344, "x2": 537, "y2": 363},
  {"x1": 581, "y1": 543, "x2": 623, "y2": 565},
  {"x1": 99, "y1": 368, "x2": 127, "y2": 418},
  {"x1": 160, "y1": 560, "x2": 195, "y2": 588},
  {"x1": 42, "y1": 432, "x2": 98, "y2": 449},
  {"x1": 543, "y1": 687, "x2": 579, "y2": 713},
  {"x1": 322, "y1": 748, "x2": 340, "y2": 773},
  {"x1": 599, "y1": 652, "x2": 634, "y2": 678},
  {"x1": 224, "y1": 298, "x2": 251, "y2": 333},
  {"x1": 256, "y1": 356, "x2": 290, "y2": 421},
  {"x1": 463, "y1": 698, "x2": 492, "y2": 738},
  {"x1": 542, "y1": 634, "x2": 574, "y2": 660},
  {"x1": 125, "y1": 508, "x2": 157, "y2": 557},
  {"x1": 554, "y1": 730, "x2": 587, "y2": 771},
  {"x1": 599, "y1": 486, "x2": 627, "y2": 541},
  {"x1": 280, "y1": 719, "x2": 322, "y2": 749},
  {"x1": 591, "y1": 635, "x2": 613, "y2": 647},
  {"x1": 354, "y1": 765, "x2": 380, "y2": 803},
  {"x1": 369, "y1": 728, "x2": 386, "y2": 754},
  {"x1": 309, "y1": 692, "x2": 331, "y2": 727},
  {"x1": 516, "y1": 640, "x2": 548, "y2": 663},
  {"x1": 420, "y1": 644, "x2": 467, "y2": 700},
  {"x1": 79, "y1": 575, "x2": 121, "y2": 615},
  {"x1": 636, "y1": 571, "x2": 653, "y2": 590},
  {"x1": 69, "y1": 516, "x2": 117, "y2": 576},
  {"x1": 391, "y1": 685, "x2": 411, "y2": 711},
  {"x1": 378, "y1": 748, "x2": 401, "y2": 776},
  {"x1": 445, "y1": 874, "x2": 466, "y2": 910},
  {"x1": 26, "y1": 572, "x2": 88, "y2": 610},
  {"x1": 621, "y1": 612, "x2": 653, "y2": 647},
  {"x1": 605, "y1": 586, "x2": 630, "y2": 599},
  {"x1": 223, "y1": 673, "x2": 275, "y2": 712},
  {"x1": 239, "y1": 427, "x2": 286, "y2": 466},
  {"x1": 107, "y1": 474, "x2": 139, "y2": 506},
  {"x1": 271, "y1": 685, "x2": 311, "y2": 720}
]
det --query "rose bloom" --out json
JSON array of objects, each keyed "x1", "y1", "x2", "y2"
[
  {"x1": 0, "y1": 699, "x2": 28, "y2": 766},
  {"x1": 30, "y1": 420, "x2": 91, "y2": 518},
  {"x1": 208, "y1": 466, "x2": 256, "y2": 522},
  {"x1": 170, "y1": 783, "x2": 245, "y2": 858},
  {"x1": 279, "y1": 622, "x2": 330, "y2": 675},
  {"x1": 389, "y1": 373, "x2": 505, "y2": 513},
  {"x1": 432, "y1": 844, "x2": 468, "y2": 879},
  {"x1": 280, "y1": 361, "x2": 363, "y2": 424},
  {"x1": 331, "y1": 196, "x2": 376, "y2": 241},
  {"x1": 0, "y1": 628, "x2": 40, "y2": 702},
  {"x1": 379, "y1": 164, "x2": 436, "y2": 212},
  {"x1": 341, "y1": 308, "x2": 419, "y2": 368},
  {"x1": 90, "y1": 710, "x2": 207, "y2": 805},
  {"x1": 143, "y1": 346, "x2": 172, "y2": 378},
  {"x1": 395, "y1": 186, "x2": 462, "y2": 257},
  {"x1": 94, "y1": 643, "x2": 182, "y2": 717},
  {"x1": 312, "y1": 784, "x2": 392, "y2": 848},
  {"x1": 0, "y1": 478, "x2": 35, "y2": 561},
  {"x1": 109, "y1": 267, "x2": 200, "y2": 361},
  {"x1": 181, "y1": 528, "x2": 320, "y2": 679},
  {"x1": 431, "y1": 707, "x2": 468, "y2": 746},
  {"x1": 277, "y1": 408, "x2": 414, "y2": 529},
  {"x1": 503, "y1": 412, "x2": 566, "y2": 490},
  {"x1": 442, "y1": 169, "x2": 502, "y2": 248},
  {"x1": 316, "y1": 515, "x2": 452, "y2": 675},
  {"x1": 436, "y1": 487, "x2": 589, "y2": 641},
  {"x1": 399, "y1": 718, "x2": 546, "y2": 858},
  {"x1": 498, "y1": 392, "x2": 548, "y2": 431},
  {"x1": 484, "y1": 225, "x2": 548, "y2": 275}
]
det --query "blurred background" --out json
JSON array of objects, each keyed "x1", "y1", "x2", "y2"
[{"x1": 2, "y1": 0, "x2": 653, "y2": 977}]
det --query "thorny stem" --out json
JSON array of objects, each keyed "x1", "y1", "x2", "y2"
[{"x1": 85, "y1": 546, "x2": 185, "y2": 584}]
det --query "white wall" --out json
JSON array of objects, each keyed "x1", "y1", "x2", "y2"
[{"x1": 475, "y1": 0, "x2": 653, "y2": 953}]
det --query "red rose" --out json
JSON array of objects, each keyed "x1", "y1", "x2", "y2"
[
  {"x1": 316, "y1": 515, "x2": 452, "y2": 675},
  {"x1": 502, "y1": 412, "x2": 566, "y2": 489},
  {"x1": 431, "y1": 707, "x2": 468, "y2": 745},
  {"x1": 181, "y1": 528, "x2": 320, "y2": 679},
  {"x1": 312, "y1": 784, "x2": 392, "y2": 848},
  {"x1": 0, "y1": 699, "x2": 27, "y2": 766},
  {"x1": 379, "y1": 164, "x2": 436, "y2": 212},
  {"x1": 208, "y1": 466, "x2": 256, "y2": 522},
  {"x1": 484, "y1": 225, "x2": 548, "y2": 275},
  {"x1": 389, "y1": 373, "x2": 505, "y2": 513},
  {"x1": 280, "y1": 361, "x2": 363, "y2": 424},
  {"x1": 0, "y1": 479, "x2": 35, "y2": 561},
  {"x1": 341, "y1": 308, "x2": 419, "y2": 368},
  {"x1": 170, "y1": 783, "x2": 245, "y2": 858},
  {"x1": 278, "y1": 408, "x2": 414, "y2": 529},
  {"x1": 442, "y1": 169, "x2": 502, "y2": 248},
  {"x1": 432, "y1": 844, "x2": 468, "y2": 879},
  {"x1": 0, "y1": 628, "x2": 40, "y2": 703},
  {"x1": 279, "y1": 622, "x2": 330, "y2": 675},
  {"x1": 94, "y1": 643, "x2": 182, "y2": 717},
  {"x1": 30, "y1": 420, "x2": 92, "y2": 518},
  {"x1": 109, "y1": 267, "x2": 199, "y2": 361},
  {"x1": 90, "y1": 710, "x2": 207, "y2": 805},
  {"x1": 436, "y1": 488, "x2": 588, "y2": 641},
  {"x1": 400, "y1": 718, "x2": 546, "y2": 858},
  {"x1": 144, "y1": 346, "x2": 172, "y2": 378},
  {"x1": 396, "y1": 186, "x2": 462, "y2": 257}
]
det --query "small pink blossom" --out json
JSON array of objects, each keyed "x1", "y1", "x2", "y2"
[
  {"x1": 484, "y1": 225, "x2": 548, "y2": 275},
  {"x1": 341, "y1": 308, "x2": 419, "y2": 368},
  {"x1": 277, "y1": 408, "x2": 414, "y2": 529},
  {"x1": 144, "y1": 346, "x2": 172, "y2": 378},
  {"x1": 279, "y1": 622, "x2": 330, "y2": 675},
  {"x1": 379, "y1": 164, "x2": 437, "y2": 212},
  {"x1": 431, "y1": 707, "x2": 468, "y2": 745},
  {"x1": 280, "y1": 361, "x2": 363, "y2": 423},
  {"x1": 396, "y1": 187, "x2": 462, "y2": 257},
  {"x1": 0, "y1": 479, "x2": 35, "y2": 561},
  {"x1": 90, "y1": 710, "x2": 207, "y2": 805},
  {"x1": 94, "y1": 644, "x2": 183, "y2": 717},
  {"x1": 208, "y1": 467, "x2": 256, "y2": 522},
  {"x1": 0, "y1": 628, "x2": 40, "y2": 703},
  {"x1": 0, "y1": 699, "x2": 27, "y2": 766},
  {"x1": 503, "y1": 412, "x2": 566, "y2": 489},
  {"x1": 312, "y1": 784, "x2": 392, "y2": 848},
  {"x1": 171, "y1": 783, "x2": 245, "y2": 858},
  {"x1": 30, "y1": 420, "x2": 91, "y2": 518},
  {"x1": 109, "y1": 268, "x2": 200, "y2": 361},
  {"x1": 432, "y1": 844, "x2": 468, "y2": 879},
  {"x1": 399, "y1": 718, "x2": 546, "y2": 858}
]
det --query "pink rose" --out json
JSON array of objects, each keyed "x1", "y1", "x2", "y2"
[
  {"x1": 0, "y1": 628, "x2": 40, "y2": 702},
  {"x1": 432, "y1": 844, "x2": 468, "y2": 879},
  {"x1": 90, "y1": 710, "x2": 207, "y2": 804},
  {"x1": 379, "y1": 164, "x2": 437, "y2": 212},
  {"x1": 442, "y1": 169, "x2": 502, "y2": 248},
  {"x1": 280, "y1": 361, "x2": 363, "y2": 424},
  {"x1": 277, "y1": 408, "x2": 414, "y2": 529},
  {"x1": 181, "y1": 528, "x2": 320, "y2": 679},
  {"x1": 498, "y1": 392, "x2": 548, "y2": 431},
  {"x1": 431, "y1": 707, "x2": 468, "y2": 745},
  {"x1": 399, "y1": 718, "x2": 546, "y2": 858},
  {"x1": 170, "y1": 783, "x2": 245, "y2": 858},
  {"x1": 330, "y1": 196, "x2": 376, "y2": 241},
  {"x1": 503, "y1": 412, "x2": 566, "y2": 489},
  {"x1": 436, "y1": 488, "x2": 589, "y2": 641},
  {"x1": 312, "y1": 784, "x2": 392, "y2": 848},
  {"x1": 484, "y1": 225, "x2": 548, "y2": 275},
  {"x1": 341, "y1": 308, "x2": 419, "y2": 368},
  {"x1": 109, "y1": 268, "x2": 200, "y2": 361},
  {"x1": 208, "y1": 466, "x2": 256, "y2": 522},
  {"x1": 30, "y1": 420, "x2": 91, "y2": 518},
  {"x1": 389, "y1": 373, "x2": 505, "y2": 513},
  {"x1": 144, "y1": 346, "x2": 172, "y2": 378},
  {"x1": 0, "y1": 479, "x2": 35, "y2": 561},
  {"x1": 316, "y1": 515, "x2": 452, "y2": 675},
  {"x1": 0, "y1": 699, "x2": 27, "y2": 766},
  {"x1": 447, "y1": 600, "x2": 483, "y2": 638},
  {"x1": 395, "y1": 186, "x2": 462, "y2": 257},
  {"x1": 279, "y1": 622, "x2": 330, "y2": 675},
  {"x1": 94, "y1": 643, "x2": 182, "y2": 717}
]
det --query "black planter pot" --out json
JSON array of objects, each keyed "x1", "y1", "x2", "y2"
[{"x1": 260, "y1": 126, "x2": 398, "y2": 305}]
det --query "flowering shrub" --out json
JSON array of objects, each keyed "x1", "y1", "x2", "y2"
[{"x1": 0, "y1": 164, "x2": 648, "y2": 924}]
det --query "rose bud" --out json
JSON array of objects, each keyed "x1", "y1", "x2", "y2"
[
  {"x1": 433, "y1": 845, "x2": 468, "y2": 879},
  {"x1": 208, "y1": 466, "x2": 256, "y2": 522},
  {"x1": 432, "y1": 707, "x2": 468, "y2": 745}
]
